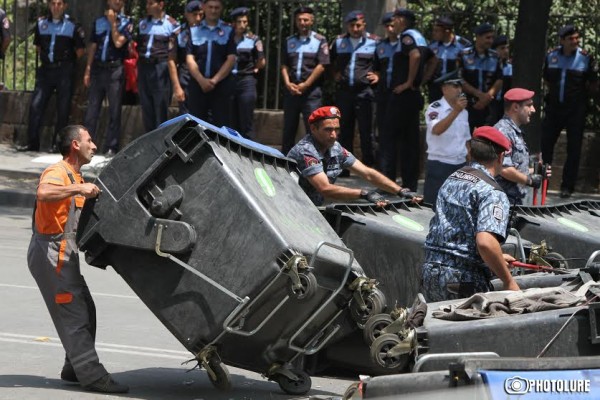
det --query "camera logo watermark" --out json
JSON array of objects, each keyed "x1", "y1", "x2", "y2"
[{"x1": 504, "y1": 376, "x2": 590, "y2": 395}]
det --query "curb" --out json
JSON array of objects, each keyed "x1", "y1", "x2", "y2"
[{"x1": 0, "y1": 189, "x2": 35, "y2": 209}]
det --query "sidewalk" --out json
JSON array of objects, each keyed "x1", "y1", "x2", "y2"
[{"x1": 0, "y1": 142, "x2": 598, "y2": 209}]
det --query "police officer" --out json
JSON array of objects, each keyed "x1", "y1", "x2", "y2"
[
  {"x1": 280, "y1": 6, "x2": 330, "y2": 154},
  {"x1": 136, "y1": 0, "x2": 181, "y2": 133},
  {"x1": 494, "y1": 88, "x2": 547, "y2": 205},
  {"x1": 18, "y1": 0, "x2": 85, "y2": 152},
  {"x1": 421, "y1": 126, "x2": 520, "y2": 302},
  {"x1": 374, "y1": 12, "x2": 396, "y2": 155},
  {"x1": 186, "y1": 0, "x2": 236, "y2": 127},
  {"x1": 287, "y1": 106, "x2": 421, "y2": 206},
  {"x1": 230, "y1": 6, "x2": 265, "y2": 139},
  {"x1": 541, "y1": 25, "x2": 598, "y2": 198},
  {"x1": 176, "y1": 0, "x2": 203, "y2": 115},
  {"x1": 423, "y1": 70, "x2": 470, "y2": 205},
  {"x1": 83, "y1": 0, "x2": 133, "y2": 157},
  {"x1": 427, "y1": 16, "x2": 471, "y2": 102},
  {"x1": 489, "y1": 34, "x2": 512, "y2": 124},
  {"x1": 459, "y1": 23, "x2": 502, "y2": 131},
  {"x1": 0, "y1": 7, "x2": 11, "y2": 90},
  {"x1": 27, "y1": 125, "x2": 128, "y2": 393},
  {"x1": 330, "y1": 10, "x2": 378, "y2": 167},
  {"x1": 380, "y1": 8, "x2": 433, "y2": 191}
]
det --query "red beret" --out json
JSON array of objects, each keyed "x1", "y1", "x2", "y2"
[
  {"x1": 473, "y1": 126, "x2": 511, "y2": 152},
  {"x1": 504, "y1": 88, "x2": 535, "y2": 102},
  {"x1": 308, "y1": 106, "x2": 341, "y2": 124}
]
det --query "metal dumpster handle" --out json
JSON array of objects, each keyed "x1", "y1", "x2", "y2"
[{"x1": 413, "y1": 352, "x2": 500, "y2": 372}]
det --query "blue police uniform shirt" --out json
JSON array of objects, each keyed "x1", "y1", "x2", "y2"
[
  {"x1": 494, "y1": 116, "x2": 530, "y2": 203},
  {"x1": 459, "y1": 47, "x2": 502, "y2": 93},
  {"x1": 137, "y1": 14, "x2": 180, "y2": 61},
  {"x1": 544, "y1": 46, "x2": 598, "y2": 104},
  {"x1": 287, "y1": 134, "x2": 356, "y2": 205},
  {"x1": 187, "y1": 19, "x2": 235, "y2": 78},
  {"x1": 283, "y1": 31, "x2": 330, "y2": 84},
  {"x1": 425, "y1": 162, "x2": 510, "y2": 267},
  {"x1": 375, "y1": 37, "x2": 397, "y2": 89},
  {"x1": 34, "y1": 15, "x2": 85, "y2": 65},
  {"x1": 177, "y1": 22, "x2": 191, "y2": 66},
  {"x1": 0, "y1": 8, "x2": 10, "y2": 59},
  {"x1": 90, "y1": 14, "x2": 133, "y2": 62},
  {"x1": 429, "y1": 34, "x2": 471, "y2": 77},
  {"x1": 330, "y1": 32, "x2": 378, "y2": 87},
  {"x1": 390, "y1": 28, "x2": 428, "y2": 88},
  {"x1": 496, "y1": 60, "x2": 513, "y2": 100},
  {"x1": 233, "y1": 33, "x2": 265, "y2": 75}
]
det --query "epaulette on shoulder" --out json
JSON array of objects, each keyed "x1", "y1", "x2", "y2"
[
  {"x1": 336, "y1": 33, "x2": 345, "y2": 39},
  {"x1": 431, "y1": 101, "x2": 441, "y2": 108},
  {"x1": 461, "y1": 46, "x2": 474, "y2": 55},
  {"x1": 166, "y1": 15, "x2": 178, "y2": 26},
  {"x1": 286, "y1": 34, "x2": 294, "y2": 41},
  {"x1": 548, "y1": 46, "x2": 560, "y2": 54},
  {"x1": 313, "y1": 32, "x2": 326, "y2": 41},
  {"x1": 367, "y1": 32, "x2": 380, "y2": 41},
  {"x1": 38, "y1": 15, "x2": 46, "y2": 21},
  {"x1": 457, "y1": 36, "x2": 472, "y2": 47},
  {"x1": 580, "y1": 48, "x2": 589, "y2": 56},
  {"x1": 246, "y1": 32, "x2": 257, "y2": 40}
]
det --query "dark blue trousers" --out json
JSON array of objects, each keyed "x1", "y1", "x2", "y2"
[
  {"x1": 231, "y1": 75, "x2": 258, "y2": 139},
  {"x1": 187, "y1": 75, "x2": 234, "y2": 128},
  {"x1": 137, "y1": 61, "x2": 172, "y2": 133},
  {"x1": 83, "y1": 64, "x2": 124, "y2": 152},
  {"x1": 281, "y1": 86, "x2": 322, "y2": 154},
  {"x1": 27, "y1": 63, "x2": 75, "y2": 149},
  {"x1": 336, "y1": 85, "x2": 375, "y2": 166}
]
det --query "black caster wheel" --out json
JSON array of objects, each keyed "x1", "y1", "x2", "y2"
[
  {"x1": 206, "y1": 357, "x2": 231, "y2": 391},
  {"x1": 370, "y1": 333, "x2": 405, "y2": 369},
  {"x1": 545, "y1": 252, "x2": 569, "y2": 269},
  {"x1": 363, "y1": 313, "x2": 393, "y2": 345},
  {"x1": 288, "y1": 272, "x2": 317, "y2": 301},
  {"x1": 276, "y1": 369, "x2": 312, "y2": 395},
  {"x1": 351, "y1": 288, "x2": 386, "y2": 325}
]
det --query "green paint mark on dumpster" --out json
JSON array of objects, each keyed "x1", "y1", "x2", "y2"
[
  {"x1": 557, "y1": 217, "x2": 588, "y2": 233},
  {"x1": 255, "y1": 168, "x2": 276, "y2": 197},
  {"x1": 392, "y1": 215, "x2": 424, "y2": 232}
]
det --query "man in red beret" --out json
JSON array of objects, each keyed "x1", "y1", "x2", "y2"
[
  {"x1": 494, "y1": 88, "x2": 550, "y2": 204},
  {"x1": 421, "y1": 125, "x2": 519, "y2": 302},
  {"x1": 287, "y1": 106, "x2": 421, "y2": 206}
]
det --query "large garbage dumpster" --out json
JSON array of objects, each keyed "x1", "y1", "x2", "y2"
[
  {"x1": 76, "y1": 115, "x2": 383, "y2": 394},
  {"x1": 514, "y1": 201, "x2": 600, "y2": 269}
]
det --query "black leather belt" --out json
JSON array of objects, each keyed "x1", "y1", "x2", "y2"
[
  {"x1": 94, "y1": 60, "x2": 123, "y2": 68},
  {"x1": 138, "y1": 57, "x2": 168, "y2": 64},
  {"x1": 43, "y1": 61, "x2": 74, "y2": 68}
]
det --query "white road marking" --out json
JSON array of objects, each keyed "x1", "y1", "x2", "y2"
[{"x1": 0, "y1": 283, "x2": 137, "y2": 299}]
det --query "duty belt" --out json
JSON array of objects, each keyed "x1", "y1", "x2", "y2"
[
  {"x1": 94, "y1": 59, "x2": 123, "y2": 68},
  {"x1": 138, "y1": 57, "x2": 168, "y2": 64},
  {"x1": 43, "y1": 60, "x2": 74, "y2": 68}
]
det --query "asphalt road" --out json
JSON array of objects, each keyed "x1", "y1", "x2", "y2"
[{"x1": 0, "y1": 207, "x2": 354, "y2": 400}]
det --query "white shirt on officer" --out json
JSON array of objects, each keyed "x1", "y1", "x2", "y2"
[{"x1": 425, "y1": 97, "x2": 471, "y2": 165}]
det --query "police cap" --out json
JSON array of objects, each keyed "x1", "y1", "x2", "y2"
[
  {"x1": 473, "y1": 126, "x2": 511, "y2": 152},
  {"x1": 393, "y1": 8, "x2": 416, "y2": 23},
  {"x1": 185, "y1": 1, "x2": 202, "y2": 13},
  {"x1": 558, "y1": 25, "x2": 577, "y2": 39},
  {"x1": 474, "y1": 22, "x2": 494, "y2": 36},
  {"x1": 504, "y1": 88, "x2": 535, "y2": 103},
  {"x1": 434, "y1": 16, "x2": 454, "y2": 29},
  {"x1": 230, "y1": 6, "x2": 249, "y2": 19},
  {"x1": 492, "y1": 34, "x2": 508, "y2": 49},
  {"x1": 294, "y1": 6, "x2": 314, "y2": 16},
  {"x1": 381, "y1": 11, "x2": 394, "y2": 25},
  {"x1": 344, "y1": 10, "x2": 365, "y2": 24},
  {"x1": 433, "y1": 69, "x2": 462, "y2": 85},
  {"x1": 308, "y1": 106, "x2": 341, "y2": 125}
]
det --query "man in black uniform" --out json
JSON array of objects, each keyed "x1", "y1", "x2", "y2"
[
  {"x1": 280, "y1": 6, "x2": 330, "y2": 154},
  {"x1": 541, "y1": 25, "x2": 598, "y2": 198},
  {"x1": 83, "y1": 0, "x2": 133, "y2": 157},
  {"x1": 330, "y1": 10, "x2": 378, "y2": 167},
  {"x1": 374, "y1": 12, "x2": 396, "y2": 157},
  {"x1": 18, "y1": 0, "x2": 85, "y2": 152},
  {"x1": 380, "y1": 8, "x2": 433, "y2": 191},
  {"x1": 458, "y1": 23, "x2": 502, "y2": 131},
  {"x1": 176, "y1": 0, "x2": 203, "y2": 115}
]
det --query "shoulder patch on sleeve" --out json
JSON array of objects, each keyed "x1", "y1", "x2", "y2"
[
  {"x1": 428, "y1": 111, "x2": 439, "y2": 120},
  {"x1": 401, "y1": 35, "x2": 414, "y2": 46},
  {"x1": 314, "y1": 32, "x2": 325, "y2": 41},
  {"x1": 2, "y1": 17, "x2": 9, "y2": 30},
  {"x1": 431, "y1": 101, "x2": 441, "y2": 108},
  {"x1": 493, "y1": 204, "x2": 504, "y2": 222},
  {"x1": 303, "y1": 155, "x2": 320, "y2": 167}
]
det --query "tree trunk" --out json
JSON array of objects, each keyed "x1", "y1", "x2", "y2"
[{"x1": 511, "y1": 0, "x2": 552, "y2": 153}]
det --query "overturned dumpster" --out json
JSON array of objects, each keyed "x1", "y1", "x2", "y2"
[
  {"x1": 514, "y1": 201, "x2": 600, "y2": 269},
  {"x1": 76, "y1": 115, "x2": 384, "y2": 394}
]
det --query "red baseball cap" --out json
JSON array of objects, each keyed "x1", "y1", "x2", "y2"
[
  {"x1": 308, "y1": 106, "x2": 341, "y2": 124},
  {"x1": 504, "y1": 88, "x2": 535, "y2": 102},
  {"x1": 473, "y1": 126, "x2": 511, "y2": 152}
]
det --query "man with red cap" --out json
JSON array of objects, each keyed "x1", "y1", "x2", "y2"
[
  {"x1": 421, "y1": 125, "x2": 520, "y2": 302},
  {"x1": 494, "y1": 88, "x2": 549, "y2": 204},
  {"x1": 287, "y1": 106, "x2": 421, "y2": 206}
]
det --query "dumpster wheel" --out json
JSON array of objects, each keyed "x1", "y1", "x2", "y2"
[
  {"x1": 350, "y1": 288, "x2": 386, "y2": 325},
  {"x1": 370, "y1": 333, "x2": 405, "y2": 369},
  {"x1": 288, "y1": 272, "x2": 317, "y2": 301},
  {"x1": 205, "y1": 356, "x2": 231, "y2": 391},
  {"x1": 363, "y1": 313, "x2": 394, "y2": 345},
  {"x1": 276, "y1": 369, "x2": 312, "y2": 395}
]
